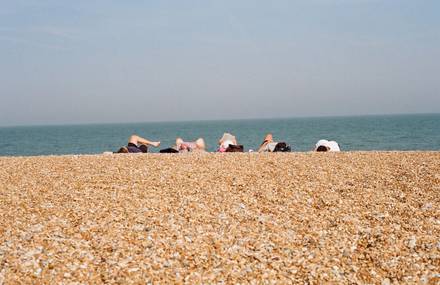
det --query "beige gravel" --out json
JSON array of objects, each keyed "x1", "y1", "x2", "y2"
[{"x1": 0, "y1": 152, "x2": 439, "y2": 284}]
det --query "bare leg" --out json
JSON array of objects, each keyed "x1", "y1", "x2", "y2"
[
  {"x1": 176, "y1": 137, "x2": 184, "y2": 146},
  {"x1": 175, "y1": 137, "x2": 185, "y2": 151},
  {"x1": 263, "y1": 133, "x2": 273, "y2": 143},
  {"x1": 128, "y1": 134, "x2": 160, "y2": 147},
  {"x1": 258, "y1": 133, "x2": 273, "y2": 152},
  {"x1": 195, "y1": 138, "x2": 206, "y2": 150}
]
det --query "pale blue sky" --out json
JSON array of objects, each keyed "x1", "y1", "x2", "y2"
[{"x1": 0, "y1": 0, "x2": 439, "y2": 126}]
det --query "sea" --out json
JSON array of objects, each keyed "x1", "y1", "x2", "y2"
[{"x1": 0, "y1": 114, "x2": 439, "y2": 156}]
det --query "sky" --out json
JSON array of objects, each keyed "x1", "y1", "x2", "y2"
[{"x1": 0, "y1": 0, "x2": 439, "y2": 126}]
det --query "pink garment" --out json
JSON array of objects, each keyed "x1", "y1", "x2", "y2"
[
  {"x1": 218, "y1": 146, "x2": 227, "y2": 152},
  {"x1": 179, "y1": 141, "x2": 197, "y2": 151}
]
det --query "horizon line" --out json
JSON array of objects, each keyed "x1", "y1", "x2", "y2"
[{"x1": 1, "y1": 111, "x2": 439, "y2": 128}]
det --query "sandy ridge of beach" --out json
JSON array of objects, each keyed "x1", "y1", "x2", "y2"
[{"x1": 0, "y1": 152, "x2": 439, "y2": 283}]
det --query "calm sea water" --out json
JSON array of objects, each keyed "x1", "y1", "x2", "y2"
[{"x1": 0, "y1": 114, "x2": 439, "y2": 156}]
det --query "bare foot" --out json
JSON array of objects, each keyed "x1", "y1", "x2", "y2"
[{"x1": 152, "y1": 141, "x2": 160, "y2": 147}]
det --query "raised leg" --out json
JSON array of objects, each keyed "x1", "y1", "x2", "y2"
[
  {"x1": 128, "y1": 134, "x2": 160, "y2": 147},
  {"x1": 195, "y1": 138, "x2": 206, "y2": 150},
  {"x1": 258, "y1": 133, "x2": 274, "y2": 152},
  {"x1": 175, "y1": 137, "x2": 184, "y2": 146}
]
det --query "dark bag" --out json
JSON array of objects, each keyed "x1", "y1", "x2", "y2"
[
  {"x1": 225, "y1": 145, "x2": 244, "y2": 152},
  {"x1": 160, "y1": 147, "x2": 179, "y2": 153},
  {"x1": 273, "y1": 142, "x2": 291, "y2": 152},
  {"x1": 138, "y1": 144, "x2": 149, "y2": 153}
]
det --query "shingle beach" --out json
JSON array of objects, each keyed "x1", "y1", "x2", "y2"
[{"x1": 0, "y1": 152, "x2": 439, "y2": 284}]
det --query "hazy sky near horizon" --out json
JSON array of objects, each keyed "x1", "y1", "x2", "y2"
[{"x1": 0, "y1": 0, "x2": 439, "y2": 126}]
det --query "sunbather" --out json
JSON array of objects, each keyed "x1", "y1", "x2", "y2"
[
  {"x1": 218, "y1": 133, "x2": 243, "y2": 152},
  {"x1": 175, "y1": 137, "x2": 206, "y2": 152},
  {"x1": 315, "y1": 139, "x2": 341, "y2": 152},
  {"x1": 116, "y1": 134, "x2": 160, "y2": 153},
  {"x1": 258, "y1": 133, "x2": 291, "y2": 152}
]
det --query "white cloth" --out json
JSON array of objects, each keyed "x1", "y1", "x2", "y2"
[
  {"x1": 220, "y1": 133, "x2": 236, "y2": 143},
  {"x1": 315, "y1": 139, "x2": 340, "y2": 152},
  {"x1": 260, "y1": 142, "x2": 278, "y2": 152}
]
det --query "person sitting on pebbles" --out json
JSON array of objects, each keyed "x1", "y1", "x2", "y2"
[
  {"x1": 314, "y1": 139, "x2": 341, "y2": 152},
  {"x1": 116, "y1": 134, "x2": 160, "y2": 153}
]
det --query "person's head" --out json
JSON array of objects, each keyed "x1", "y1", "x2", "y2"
[
  {"x1": 316, "y1": 145, "x2": 330, "y2": 152},
  {"x1": 116, "y1": 146, "x2": 129, "y2": 153}
]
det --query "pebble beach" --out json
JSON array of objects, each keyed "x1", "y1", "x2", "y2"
[{"x1": 0, "y1": 152, "x2": 439, "y2": 284}]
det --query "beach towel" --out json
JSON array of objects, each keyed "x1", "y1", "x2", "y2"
[{"x1": 160, "y1": 147, "x2": 179, "y2": 153}]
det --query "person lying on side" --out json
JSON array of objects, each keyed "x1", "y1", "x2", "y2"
[{"x1": 116, "y1": 134, "x2": 160, "y2": 153}]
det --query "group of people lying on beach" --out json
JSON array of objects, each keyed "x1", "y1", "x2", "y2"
[{"x1": 115, "y1": 133, "x2": 340, "y2": 154}]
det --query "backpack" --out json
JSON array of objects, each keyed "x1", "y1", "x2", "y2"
[
  {"x1": 273, "y1": 142, "x2": 291, "y2": 152},
  {"x1": 225, "y1": 145, "x2": 244, "y2": 152}
]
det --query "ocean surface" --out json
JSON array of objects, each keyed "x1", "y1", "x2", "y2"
[{"x1": 0, "y1": 114, "x2": 439, "y2": 156}]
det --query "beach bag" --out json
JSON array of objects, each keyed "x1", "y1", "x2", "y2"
[
  {"x1": 160, "y1": 147, "x2": 179, "y2": 153},
  {"x1": 273, "y1": 142, "x2": 291, "y2": 152},
  {"x1": 225, "y1": 145, "x2": 244, "y2": 152}
]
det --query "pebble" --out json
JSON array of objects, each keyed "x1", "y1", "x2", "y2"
[{"x1": 0, "y1": 152, "x2": 439, "y2": 283}]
